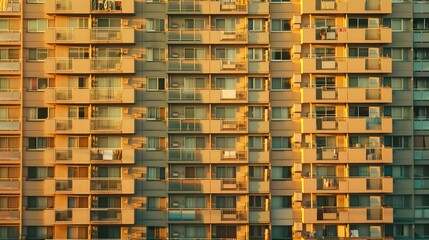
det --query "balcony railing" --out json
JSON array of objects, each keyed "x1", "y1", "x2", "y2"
[
  {"x1": 0, "y1": 148, "x2": 19, "y2": 160},
  {"x1": 414, "y1": 60, "x2": 429, "y2": 72},
  {"x1": 314, "y1": 177, "x2": 384, "y2": 190},
  {"x1": 312, "y1": 116, "x2": 383, "y2": 130},
  {"x1": 46, "y1": 57, "x2": 134, "y2": 73},
  {"x1": 414, "y1": 90, "x2": 429, "y2": 100},
  {"x1": 168, "y1": 119, "x2": 202, "y2": 131},
  {"x1": 0, "y1": 89, "x2": 20, "y2": 101},
  {"x1": 54, "y1": 148, "x2": 125, "y2": 161},
  {"x1": 311, "y1": 207, "x2": 385, "y2": 221},
  {"x1": 168, "y1": 178, "x2": 203, "y2": 191},
  {"x1": 90, "y1": 209, "x2": 123, "y2": 222},
  {"x1": 168, "y1": 89, "x2": 202, "y2": 101},
  {"x1": 414, "y1": 1, "x2": 429, "y2": 13},
  {"x1": 0, "y1": 209, "x2": 19, "y2": 220},
  {"x1": 0, "y1": 119, "x2": 19, "y2": 131},
  {"x1": 0, "y1": 178, "x2": 19, "y2": 190},
  {"x1": 0, "y1": 0, "x2": 20, "y2": 13},
  {"x1": 0, "y1": 31, "x2": 20, "y2": 42},
  {"x1": 47, "y1": 27, "x2": 134, "y2": 43},
  {"x1": 0, "y1": 59, "x2": 20, "y2": 71},
  {"x1": 90, "y1": 178, "x2": 123, "y2": 191},
  {"x1": 168, "y1": 149, "x2": 203, "y2": 162}
]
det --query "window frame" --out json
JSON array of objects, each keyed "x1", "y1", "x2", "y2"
[
  {"x1": 271, "y1": 19, "x2": 291, "y2": 32},
  {"x1": 146, "y1": 18, "x2": 165, "y2": 32},
  {"x1": 146, "y1": 48, "x2": 165, "y2": 62},
  {"x1": 271, "y1": 136, "x2": 292, "y2": 150},
  {"x1": 27, "y1": 107, "x2": 49, "y2": 121},
  {"x1": 147, "y1": 77, "x2": 165, "y2": 91},
  {"x1": 271, "y1": 107, "x2": 291, "y2": 120},
  {"x1": 271, "y1": 48, "x2": 291, "y2": 61},
  {"x1": 27, "y1": 19, "x2": 48, "y2": 32},
  {"x1": 271, "y1": 77, "x2": 291, "y2": 91},
  {"x1": 28, "y1": 48, "x2": 48, "y2": 62}
]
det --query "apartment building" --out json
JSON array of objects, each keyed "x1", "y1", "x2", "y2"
[{"x1": 1, "y1": 0, "x2": 428, "y2": 239}]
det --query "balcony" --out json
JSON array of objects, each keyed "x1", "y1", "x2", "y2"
[
  {"x1": 414, "y1": 119, "x2": 429, "y2": 131},
  {"x1": 301, "y1": 57, "x2": 392, "y2": 74},
  {"x1": 167, "y1": 59, "x2": 247, "y2": 73},
  {"x1": 0, "y1": 0, "x2": 20, "y2": 16},
  {"x1": 168, "y1": 178, "x2": 247, "y2": 193},
  {"x1": 301, "y1": 147, "x2": 392, "y2": 164},
  {"x1": 168, "y1": 29, "x2": 247, "y2": 44},
  {"x1": 168, "y1": 209, "x2": 247, "y2": 223},
  {"x1": 45, "y1": 148, "x2": 135, "y2": 164},
  {"x1": 167, "y1": 0, "x2": 247, "y2": 14},
  {"x1": 0, "y1": 60, "x2": 20, "y2": 74},
  {"x1": 55, "y1": 178, "x2": 134, "y2": 194},
  {"x1": 45, "y1": 57, "x2": 135, "y2": 74},
  {"x1": 301, "y1": 0, "x2": 392, "y2": 14},
  {"x1": 0, "y1": 119, "x2": 19, "y2": 133},
  {"x1": 414, "y1": 31, "x2": 429, "y2": 43},
  {"x1": 301, "y1": 116, "x2": 392, "y2": 133},
  {"x1": 301, "y1": 87, "x2": 392, "y2": 103},
  {"x1": 0, "y1": 148, "x2": 19, "y2": 163},
  {"x1": 301, "y1": 177, "x2": 393, "y2": 193},
  {"x1": 301, "y1": 207, "x2": 393, "y2": 223},
  {"x1": 0, "y1": 209, "x2": 19, "y2": 223},
  {"x1": 167, "y1": 89, "x2": 247, "y2": 103},
  {"x1": 45, "y1": 0, "x2": 135, "y2": 14},
  {"x1": 91, "y1": 209, "x2": 134, "y2": 224},
  {"x1": 167, "y1": 119, "x2": 247, "y2": 133},
  {"x1": 0, "y1": 89, "x2": 20, "y2": 104},
  {"x1": 0, "y1": 178, "x2": 19, "y2": 192},
  {"x1": 44, "y1": 87, "x2": 135, "y2": 104},
  {"x1": 414, "y1": 90, "x2": 429, "y2": 101},
  {"x1": 301, "y1": 27, "x2": 392, "y2": 44},
  {"x1": 168, "y1": 149, "x2": 247, "y2": 163},
  {"x1": 0, "y1": 31, "x2": 20, "y2": 45},
  {"x1": 46, "y1": 118, "x2": 135, "y2": 134},
  {"x1": 45, "y1": 27, "x2": 135, "y2": 44},
  {"x1": 414, "y1": 60, "x2": 429, "y2": 72},
  {"x1": 414, "y1": 1, "x2": 429, "y2": 14}
]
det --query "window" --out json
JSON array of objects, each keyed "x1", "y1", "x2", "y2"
[
  {"x1": 27, "y1": 226, "x2": 53, "y2": 240},
  {"x1": 147, "y1": 107, "x2": 165, "y2": 120},
  {"x1": 248, "y1": 106, "x2": 263, "y2": 120},
  {"x1": 146, "y1": 48, "x2": 165, "y2": 62},
  {"x1": 249, "y1": 196, "x2": 263, "y2": 209},
  {"x1": 384, "y1": 165, "x2": 411, "y2": 178},
  {"x1": 146, "y1": 19, "x2": 165, "y2": 32},
  {"x1": 27, "y1": 107, "x2": 49, "y2": 120},
  {"x1": 147, "y1": 227, "x2": 165, "y2": 240},
  {"x1": 147, "y1": 197, "x2": 166, "y2": 210},
  {"x1": 271, "y1": 49, "x2": 291, "y2": 61},
  {"x1": 383, "y1": 18, "x2": 409, "y2": 32},
  {"x1": 249, "y1": 136, "x2": 263, "y2": 149},
  {"x1": 147, "y1": 137, "x2": 164, "y2": 150},
  {"x1": 147, "y1": 77, "x2": 165, "y2": 91},
  {"x1": 215, "y1": 196, "x2": 236, "y2": 208},
  {"x1": 248, "y1": 77, "x2": 264, "y2": 90},
  {"x1": 147, "y1": 167, "x2": 165, "y2": 180},
  {"x1": 272, "y1": 107, "x2": 291, "y2": 120},
  {"x1": 27, "y1": 196, "x2": 54, "y2": 209},
  {"x1": 384, "y1": 136, "x2": 410, "y2": 149},
  {"x1": 28, "y1": 137, "x2": 51, "y2": 150},
  {"x1": 272, "y1": 136, "x2": 292, "y2": 150},
  {"x1": 249, "y1": 166, "x2": 265, "y2": 180},
  {"x1": 271, "y1": 77, "x2": 291, "y2": 90},
  {"x1": 383, "y1": 77, "x2": 411, "y2": 90},
  {"x1": 384, "y1": 106, "x2": 411, "y2": 119},
  {"x1": 248, "y1": 19, "x2": 263, "y2": 31},
  {"x1": 184, "y1": 19, "x2": 205, "y2": 30},
  {"x1": 271, "y1": 166, "x2": 292, "y2": 180},
  {"x1": 250, "y1": 226, "x2": 265, "y2": 238},
  {"x1": 383, "y1": 48, "x2": 410, "y2": 61},
  {"x1": 28, "y1": 49, "x2": 48, "y2": 61},
  {"x1": 414, "y1": 136, "x2": 429, "y2": 149},
  {"x1": 27, "y1": 19, "x2": 48, "y2": 32},
  {"x1": 349, "y1": 47, "x2": 369, "y2": 57},
  {"x1": 384, "y1": 195, "x2": 411, "y2": 207},
  {"x1": 271, "y1": 196, "x2": 292, "y2": 208},
  {"x1": 348, "y1": 18, "x2": 368, "y2": 28},
  {"x1": 248, "y1": 48, "x2": 264, "y2": 61},
  {"x1": 272, "y1": 226, "x2": 292, "y2": 240},
  {"x1": 27, "y1": 167, "x2": 54, "y2": 180},
  {"x1": 271, "y1": 19, "x2": 291, "y2": 32},
  {"x1": 27, "y1": 77, "x2": 48, "y2": 91}
]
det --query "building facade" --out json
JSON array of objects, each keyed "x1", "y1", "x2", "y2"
[{"x1": 0, "y1": 0, "x2": 427, "y2": 239}]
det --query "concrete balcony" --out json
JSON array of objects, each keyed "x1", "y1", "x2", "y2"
[
  {"x1": 301, "y1": 0, "x2": 392, "y2": 14},
  {"x1": 0, "y1": 31, "x2": 20, "y2": 45},
  {"x1": 248, "y1": 2, "x2": 269, "y2": 14},
  {"x1": 0, "y1": 60, "x2": 20, "y2": 74},
  {"x1": 23, "y1": 179, "x2": 55, "y2": 195},
  {"x1": 0, "y1": 0, "x2": 20, "y2": 16},
  {"x1": 0, "y1": 209, "x2": 19, "y2": 223},
  {"x1": 45, "y1": 0, "x2": 135, "y2": 14},
  {"x1": 301, "y1": 87, "x2": 392, "y2": 103},
  {"x1": 301, "y1": 177, "x2": 393, "y2": 193},
  {"x1": 302, "y1": 207, "x2": 393, "y2": 223},
  {"x1": 44, "y1": 87, "x2": 135, "y2": 104},
  {"x1": 0, "y1": 119, "x2": 19, "y2": 133},
  {"x1": 0, "y1": 178, "x2": 19, "y2": 193},
  {"x1": 168, "y1": 178, "x2": 248, "y2": 193},
  {"x1": 249, "y1": 32, "x2": 269, "y2": 45},
  {"x1": 167, "y1": 59, "x2": 247, "y2": 74},
  {"x1": 167, "y1": 89, "x2": 247, "y2": 103},
  {"x1": 301, "y1": 27, "x2": 392, "y2": 44},
  {"x1": 0, "y1": 90, "x2": 20, "y2": 105},
  {"x1": 249, "y1": 91, "x2": 269, "y2": 103},
  {"x1": 45, "y1": 27, "x2": 135, "y2": 44},
  {"x1": 167, "y1": 149, "x2": 247, "y2": 164},
  {"x1": 168, "y1": 209, "x2": 247, "y2": 223},
  {"x1": 45, "y1": 57, "x2": 135, "y2": 74},
  {"x1": 45, "y1": 118, "x2": 135, "y2": 134},
  {"x1": 167, "y1": 119, "x2": 247, "y2": 133},
  {"x1": 23, "y1": 210, "x2": 55, "y2": 226},
  {"x1": 45, "y1": 148, "x2": 135, "y2": 164},
  {"x1": 167, "y1": 29, "x2": 247, "y2": 44},
  {"x1": 301, "y1": 57, "x2": 392, "y2": 74},
  {"x1": 301, "y1": 117, "x2": 392, "y2": 134},
  {"x1": 55, "y1": 178, "x2": 135, "y2": 194},
  {"x1": 167, "y1": 0, "x2": 247, "y2": 14},
  {"x1": 0, "y1": 149, "x2": 19, "y2": 164},
  {"x1": 91, "y1": 209, "x2": 134, "y2": 224},
  {"x1": 301, "y1": 147, "x2": 392, "y2": 164}
]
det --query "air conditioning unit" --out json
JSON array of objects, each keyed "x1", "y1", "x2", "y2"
[
  {"x1": 292, "y1": 15, "x2": 301, "y2": 29},
  {"x1": 293, "y1": 133, "x2": 302, "y2": 143},
  {"x1": 293, "y1": 222, "x2": 303, "y2": 231},
  {"x1": 292, "y1": 74, "x2": 301, "y2": 88},
  {"x1": 172, "y1": 172, "x2": 179, "y2": 177},
  {"x1": 172, "y1": 201, "x2": 179, "y2": 207},
  {"x1": 171, "y1": 112, "x2": 179, "y2": 118},
  {"x1": 293, "y1": 163, "x2": 302, "y2": 172},
  {"x1": 171, "y1": 142, "x2": 179, "y2": 148},
  {"x1": 321, "y1": 1, "x2": 335, "y2": 10},
  {"x1": 293, "y1": 103, "x2": 302, "y2": 113},
  {"x1": 171, "y1": 53, "x2": 179, "y2": 58},
  {"x1": 172, "y1": 232, "x2": 180, "y2": 237},
  {"x1": 171, "y1": 23, "x2": 179, "y2": 29}
]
